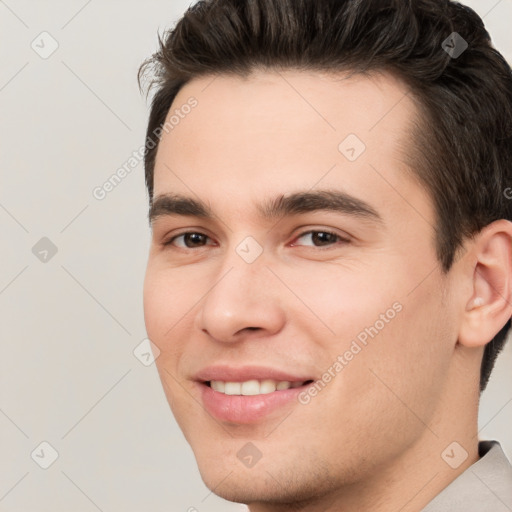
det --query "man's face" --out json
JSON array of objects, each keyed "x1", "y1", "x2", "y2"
[{"x1": 143, "y1": 70, "x2": 458, "y2": 503}]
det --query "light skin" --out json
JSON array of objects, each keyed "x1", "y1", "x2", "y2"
[{"x1": 143, "y1": 69, "x2": 512, "y2": 512}]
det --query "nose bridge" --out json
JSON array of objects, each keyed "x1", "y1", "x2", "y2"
[{"x1": 196, "y1": 238, "x2": 284, "y2": 342}]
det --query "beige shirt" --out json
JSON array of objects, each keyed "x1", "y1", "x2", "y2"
[{"x1": 422, "y1": 441, "x2": 512, "y2": 511}]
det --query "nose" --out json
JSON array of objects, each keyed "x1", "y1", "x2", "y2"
[{"x1": 195, "y1": 255, "x2": 286, "y2": 343}]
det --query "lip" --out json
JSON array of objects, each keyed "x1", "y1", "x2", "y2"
[
  {"x1": 193, "y1": 365, "x2": 315, "y2": 424},
  {"x1": 197, "y1": 381, "x2": 312, "y2": 423},
  {"x1": 194, "y1": 364, "x2": 314, "y2": 383}
]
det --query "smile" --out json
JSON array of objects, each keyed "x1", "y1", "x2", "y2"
[{"x1": 207, "y1": 379, "x2": 312, "y2": 395}]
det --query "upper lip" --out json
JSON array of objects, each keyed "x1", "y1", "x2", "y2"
[{"x1": 194, "y1": 365, "x2": 315, "y2": 383}]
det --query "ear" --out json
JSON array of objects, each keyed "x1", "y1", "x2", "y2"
[{"x1": 458, "y1": 219, "x2": 512, "y2": 348}]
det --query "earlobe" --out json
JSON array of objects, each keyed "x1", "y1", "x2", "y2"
[{"x1": 459, "y1": 220, "x2": 512, "y2": 348}]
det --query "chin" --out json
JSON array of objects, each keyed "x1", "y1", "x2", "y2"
[{"x1": 193, "y1": 448, "x2": 342, "y2": 508}]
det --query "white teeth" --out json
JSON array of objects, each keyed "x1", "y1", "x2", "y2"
[
  {"x1": 260, "y1": 379, "x2": 277, "y2": 394},
  {"x1": 241, "y1": 380, "x2": 260, "y2": 395},
  {"x1": 209, "y1": 379, "x2": 305, "y2": 395},
  {"x1": 210, "y1": 380, "x2": 225, "y2": 393},
  {"x1": 224, "y1": 382, "x2": 241, "y2": 395}
]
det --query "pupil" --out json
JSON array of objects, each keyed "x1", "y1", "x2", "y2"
[
  {"x1": 313, "y1": 232, "x2": 334, "y2": 246},
  {"x1": 186, "y1": 233, "x2": 205, "y2": 247}
]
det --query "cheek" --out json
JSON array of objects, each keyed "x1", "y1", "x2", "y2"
[
  {"x1": 295, "y1": 264, "x2": 452, "y2": 440},
  {"x1": 283, "y1": 261, "x2": 401, "y2": 345},
  {"x1": 143, "y1": 266, "x2": 191, "y2": 387},
  {"x1": 342, "y1": 280, "x2": 454, "y2": 435},
  {"x1": 143, "y1": 264, "x2": 192, "y2": 342},
  {"x1": 142, "y1": 269, "x2": 168, "y2": 342},
  {"x1": 296, "y1": 291, "x2": 453, "y2": 476},
  {"x1": 377, "y1": 285, "x2": 453, "y2": 380},
  {"x1": 144, "y1": 266, "x2": 201, "y2": 432}
]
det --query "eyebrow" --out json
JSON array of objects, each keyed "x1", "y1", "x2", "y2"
[{"x1": 148, "y1": 189, "x2": 383, "y2": 226}]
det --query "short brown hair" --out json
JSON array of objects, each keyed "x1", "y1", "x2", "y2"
[{"x1": 138, "y1": 0, "x2": 512, "y2": 391}]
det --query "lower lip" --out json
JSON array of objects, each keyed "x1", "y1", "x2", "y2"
[{"x1": 197, "y1": 382, "x2": 308, "y2": 424}]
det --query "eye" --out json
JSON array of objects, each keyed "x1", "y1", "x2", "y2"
[
  {"x1": 164, "y1": 232, "x2": 214, "y2": 249},
  {"x1": 162, "y1": 229, "x2": 348, "y2": 250},
  {"x1": 291, "y1": 230, "x2": 349, "y2": 248}
]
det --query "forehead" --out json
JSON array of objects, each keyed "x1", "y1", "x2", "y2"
[{"x1": 152, "y1": 69, "x2": 431, "y2": 225}]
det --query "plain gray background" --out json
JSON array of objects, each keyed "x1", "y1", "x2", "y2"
[{"x1": 0, "y1": 1, "x2": 511, "y2": 511}]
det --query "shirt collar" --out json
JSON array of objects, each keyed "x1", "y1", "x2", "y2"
[{"x1": 421, "y1": 441, "x2": 512, "y2": 511}]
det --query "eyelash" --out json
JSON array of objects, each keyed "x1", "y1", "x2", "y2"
[{"x1": 162, "y1": 229, "x2": 350, "y2": 250}]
